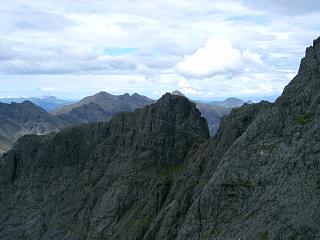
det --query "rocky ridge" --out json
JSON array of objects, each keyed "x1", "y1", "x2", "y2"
[{"x1": 52, "y1": 92, "x2": 155, "y2": 123}]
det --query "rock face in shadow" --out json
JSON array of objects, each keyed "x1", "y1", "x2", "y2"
[
  {"x1": 171, "y1": 90, "x2": 231, "y2": 136},
  {"x1": 1, "y1": 37, "x2": 320, "y2": 240}
]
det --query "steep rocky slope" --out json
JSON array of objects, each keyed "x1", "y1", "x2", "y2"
[
  {"x1": 52, "y1": 92, "x2": 155, "y2": 123},
  {"x1": 0, "y1": 94, "x2": 209, "y2": 240},
  {"x1": 1, "y1": 37, "x2": 320, "y2": 240}
]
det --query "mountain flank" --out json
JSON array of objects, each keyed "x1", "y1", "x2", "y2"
[{"x1": 0, "y1": 101, "x2": 66, "y2": 154}]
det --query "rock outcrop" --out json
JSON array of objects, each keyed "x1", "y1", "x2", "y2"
[
  {"x1": 171, "y1": 90, "x2": 231, "y2": 135},
  {"x1": 1, "y1": 37, "x2": 320, "y2": 240}
]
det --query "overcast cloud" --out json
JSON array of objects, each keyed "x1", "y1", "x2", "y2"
[{"x1": 0, "y1": 0, "x2": 319, "y2": 100}]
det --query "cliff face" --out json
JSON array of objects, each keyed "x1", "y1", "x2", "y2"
[
  {"x1": 0, "y1": 94, "x2": 209, "y2": 240},
  {"x1": 1, "y1": 37, "x2": 320, "y2": 240}
]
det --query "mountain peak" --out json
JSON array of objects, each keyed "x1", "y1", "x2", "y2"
[
  {"x1": 313, "y1": 36, "x2": 320, "y2": 47},
  {"x1": 20, "y1": 100, "x2": 43, "y2": 110},
  {"x1": 171, "y1": 90, "x2": 186, "y2": 97},
  {"x1": 298, "y1": 37, "x2": 320, "y2": 74},
  {"x1": 277, "y1": 37, "x2": 320, "y2": 110},
  {"x1": 93, "y1": 91, "x2": 112, "y2": 97},
  {"x1": 120, "y1": 93, "x2": 130, "y2": 97}
]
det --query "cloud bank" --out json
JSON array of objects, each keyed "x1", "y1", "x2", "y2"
[{"x1": 0, "y1": 0, "x2": 319, "y2": 100}]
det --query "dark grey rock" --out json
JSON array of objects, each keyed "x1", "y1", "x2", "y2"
[
  {"x1": 0, "y1": 93, "x2": 209, "y2": 240},
  {"x1": 171, "y1": 90, "x2": 231, "y2": 136}
]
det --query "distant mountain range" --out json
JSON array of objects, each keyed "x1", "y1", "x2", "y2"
[
  {"x1": 208, "y1": 97, "x2": 253, "y2": 108},
  {"x1": 171, "y1": 90, "x2": 252, "y2": 135},
  {"x1": 0, "y1": 96, "x2": 74, "y2": 111},
  {"x1": 0, "y1": 101, "x2": 66, "y2": 154},
  {"x1": 0, "y1": 93, "x2": 155, "y2": 153},
  {"x1": 51, "y1": 92, "x2": 156, "y2": 123},
  {"x1": 0, "y1": 91, "x2": 252, "y2": 153}
]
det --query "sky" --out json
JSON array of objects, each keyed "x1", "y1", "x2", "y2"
[{"x1": 0, "y1": 0, "x2": 319, "y2": 101}]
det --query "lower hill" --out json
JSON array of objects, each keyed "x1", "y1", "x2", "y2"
[
  {"x1": 1, "y1": 37, "x2": 320, "y2": 239},
  {"x1": 0, "y1": 101, "x2": 66, "y2": 154},
  {"x1": 208, "y1": 97, "x2": 252, "y2": 108},
  {"x1": 0, "y1": 96, "x2": 73, "y2": 111}
]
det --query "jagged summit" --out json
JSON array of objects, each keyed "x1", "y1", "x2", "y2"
[
  {"x1": 298, "y1": 36, "x2": 320, "y2": 74},
  {"x1": 51, "y1": 91, "x2": 155, "y2": 123},
  {"x1": 171, "y1": 90, "x2": 186, "y2": 97},
  {"x1": 277, "y1": 36, "x2": 320, "y2": 115}
]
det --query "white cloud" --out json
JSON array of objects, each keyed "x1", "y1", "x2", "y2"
[
  {"x1": 175, "y1": 37, "x2": 265, "y2": 78},
  {"x1": 175, "y1": 37, "x2": 242, "y2": 78},
  {"x1": 177, "y1": 79, "x2": 202, "y2": 94},
  {"x1": 0, "y1": 0, "x2": 319, "y2": 99},
  {"x1": 242, "y1": 49, "x2": 264, "y2": 66}
]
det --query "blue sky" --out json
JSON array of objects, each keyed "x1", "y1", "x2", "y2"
[{"x1": 0, "y1": 0, "x2": 319, "y2": 100}]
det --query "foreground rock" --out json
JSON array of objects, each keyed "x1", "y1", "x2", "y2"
[{"x1": 1, "y1": 37, "x2": 320, "y2": 239}]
